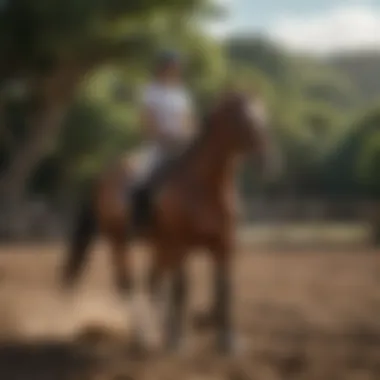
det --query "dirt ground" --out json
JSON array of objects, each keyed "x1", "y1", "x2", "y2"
[{"x1": 0, "y1": 242, "x2": 379, "y2": 380}]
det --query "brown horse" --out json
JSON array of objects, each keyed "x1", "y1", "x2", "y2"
[{"x1": 60, "y1": 90, "x2": 278, "y2": 354}]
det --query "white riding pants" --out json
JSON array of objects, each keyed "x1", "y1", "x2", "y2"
[{"x1": 131, "y1": 143, "x2": 165, "y2": 186}]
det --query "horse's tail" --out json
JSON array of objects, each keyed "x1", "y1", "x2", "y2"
[{"x1": 61, "y1": 182, "x2": 97, "y2": 289}]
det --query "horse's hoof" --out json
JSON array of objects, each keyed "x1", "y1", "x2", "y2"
[
  {"x1": 126, "y1": 339, "x2": 149, "y2": 360},
  {"x1": 165, "y1": 335, "x2": 187, "y2": 356},
  {"x1": 165, "y1": 340, "x2": 180, "y2": 354},
  {"x1": 125, "y1": 330, "x2": 150, "y2": 360},
  {"x1": 217, "y1": 334, "x2": 248, "y2": 357},
  {"x1": 192, "y1": 311, "x2": 216, "y2": 331}
]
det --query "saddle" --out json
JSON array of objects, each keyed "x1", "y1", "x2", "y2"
[{"x1": 129, "y1": 150, "x2": 179, "y2": 233}]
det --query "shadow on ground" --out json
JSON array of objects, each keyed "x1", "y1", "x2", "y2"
[
  {"x1": 1, "y1": 321, "x2": 380, "y2": 380},
  {"x1": 0, "y1": 340, "x2": 99, "y2": 380}
]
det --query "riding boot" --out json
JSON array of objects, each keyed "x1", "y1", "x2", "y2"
[{"x1": 132, "y1": 185, "x2": 152, "y2": 232}]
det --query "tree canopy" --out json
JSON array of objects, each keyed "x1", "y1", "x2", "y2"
[{"x1": 0, "y1": 2, "x2": 379, "y2": 237}]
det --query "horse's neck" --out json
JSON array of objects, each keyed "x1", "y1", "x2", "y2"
[{"x1": 189, "y1": 128, "x2": 238, "y2": 191}]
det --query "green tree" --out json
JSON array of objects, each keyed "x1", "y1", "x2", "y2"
[
  {"x1": 356, "y1": 130, "x2": 380, "y2": 245},
  {"x1": 0, "y1": 0, "x2": 222, "y2": 236},
  {"x1": 356, "y1": 131, "x2": 380, "y2": 198},
  {"x1": 323, "y1": 103, "x2": 380, "y2": 199},
  {"x1": 225, "y1": 36, "x2": 293, "y2": 89}
]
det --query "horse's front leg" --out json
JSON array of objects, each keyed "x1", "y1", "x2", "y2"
[
  {"x1": 109, "y1": 237, "x2": 139, "y2": 338},
  {"x1": 110, "y1": 236, "x2": 131, "y2": 295},
  {"x1": 210, "y1": 238, "x2": 233, "y2": 354},
  {"x1": 110, "y1": 235, "x2": 160, "y2": 351},
  {"x1": 166, "y1": 262, "x2": 187, "y2": 351},
  {"x1": 148, "y1": 255, "x2": 164, "y2": 306},
  {"x1": 152, "y1": 242, "x2": 188, "y2": 352}
]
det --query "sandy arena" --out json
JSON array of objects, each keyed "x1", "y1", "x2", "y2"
[{"x1": 0, "y1": 240, "x2": 379, "y2": 380}]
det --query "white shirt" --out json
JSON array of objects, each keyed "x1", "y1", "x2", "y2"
[
  {"x1": 141, "y1": 82, "x2": 192, "y2": 139},
  {"x1": 133, "y1": 82, "x2": 193, "y2": 184}
]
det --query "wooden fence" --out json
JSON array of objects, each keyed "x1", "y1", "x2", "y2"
[
  {"x1": 0, "y1": 198, "x2": 378, "y2": 245},
  {"x1": 243, "y1": 199, "x2": 378, "y2": 223}
]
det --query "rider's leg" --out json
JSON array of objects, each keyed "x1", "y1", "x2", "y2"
[{"x1": 131, "y1": 145, "x2": 162, "y2": 230}]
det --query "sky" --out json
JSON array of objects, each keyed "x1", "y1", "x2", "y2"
[{"x1": 208, "y1": 0, "x2": 380, "y2": 55}]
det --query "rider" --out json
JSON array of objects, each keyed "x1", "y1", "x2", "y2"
[
  {"x1": 140, "y1": 50, "x2": 195, "y2": 170},
  {"x1": 133, "y1": 49, "x2": 196, "y2": 228}
]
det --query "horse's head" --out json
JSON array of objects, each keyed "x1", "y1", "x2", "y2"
[{"x1": 211, "y1": 90, "x2": 282, "y2": 179}]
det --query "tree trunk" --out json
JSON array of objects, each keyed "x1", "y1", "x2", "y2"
[
  {"x1": 0, "y1": 62, "x2": 85, "y2": 239},
  {"x1": 0, "y1": 105, "x2": 66, "y2": 238},
  {"x1": 372, "y1": 202, "x2": 380, "y2": 247}
]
